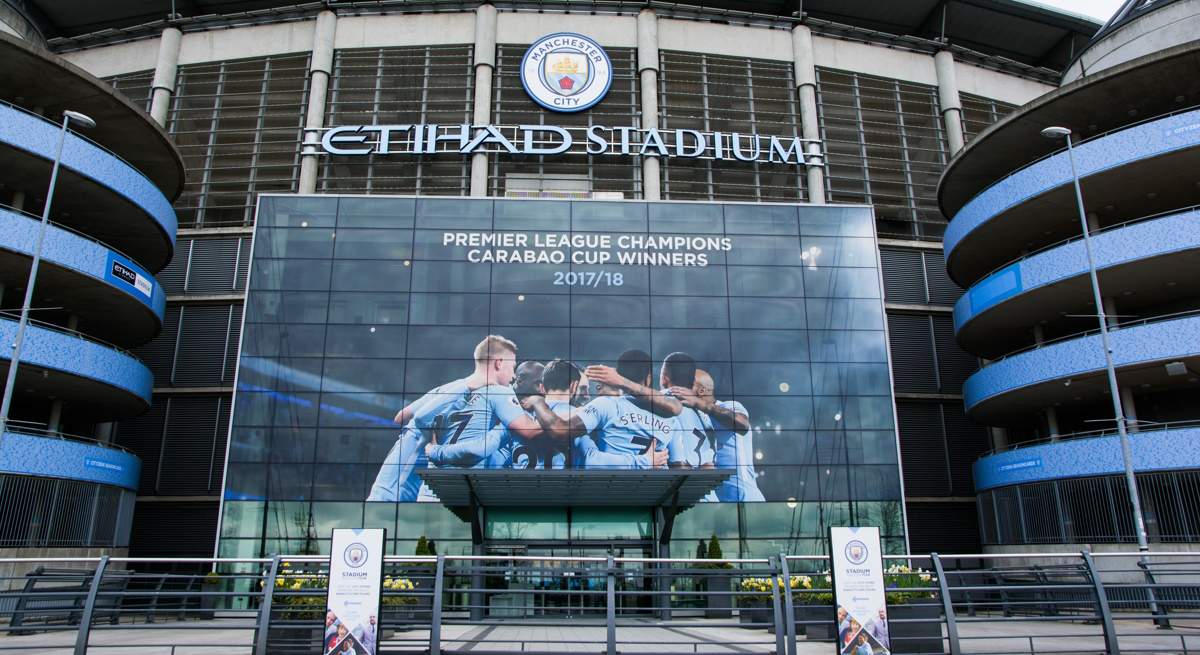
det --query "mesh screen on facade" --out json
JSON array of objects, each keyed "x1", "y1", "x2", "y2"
[
  {"x1": 816, "y1": 68, "x2": 949, "y2": 240},
  {"x1": 104, "y1": 69, "x2": 154, "y2": 113},
  {"x1": 659, "y1": 51, "x2": 806, "y2": 203},
  {"x1": 490, "y1": 45, "x2": 641, "y2": 198},
  {"x1": 960, "y1": 92, "x2": 1017, "y2": 142},
  {"x1": 320, "y1": 45, "x2": 475, "y2": 195},
  {"x1": 168, "y1": 53, "x2": 310, "y2": 228}
]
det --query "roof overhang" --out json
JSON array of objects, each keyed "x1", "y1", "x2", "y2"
[{"x1": 420, "y1": 468, "x2": 731, "y2": 517}]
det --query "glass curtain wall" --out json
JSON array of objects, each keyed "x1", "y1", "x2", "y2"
[{"x1": 218, "y1": 196, "x2": 905, "y2": 558}]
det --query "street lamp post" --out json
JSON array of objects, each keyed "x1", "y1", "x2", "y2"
[
  {"x1": 1040, "y1": 125, "x2": 1150, "y2": 554},
  {"x1": 0, "y1": 110, "x2": 96, "y2": 439}
]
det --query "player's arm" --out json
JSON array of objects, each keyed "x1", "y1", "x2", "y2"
[
  {"x1": 580, "y1": 437, "x2": 667, "y2": 469},
  {"x1": 585, "y1": 365, "x2": 682, "y2": 418},
  {"x1": 520, "y1": 396, "x2": 587, "y2": 440},
  {"x1": 396, "y1": 386, "x2": 456, "y2": 426},
  {"x1": 670, "y1": 387, "x2": 750, "y2": 435},
  {"x1": 426, "y1": 427, "x2": 504, "y2": 467}
]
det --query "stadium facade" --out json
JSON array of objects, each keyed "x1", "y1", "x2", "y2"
[{"x1": 10, "y1": 0, "x2": 1190, "y2": 565}]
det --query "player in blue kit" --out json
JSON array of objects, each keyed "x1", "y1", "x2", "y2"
[
  {"x1": 658, "y1": 352, "x2": 717, "y2": 471},
  {"x1": 524, "y1": 350, "x2": 680, "y2": 469},
  {"x1": 366, "y1": 335, "x2": 545, "y2": 501},
  {"x1": 424, "y1": 360, "x2": 548, "y2": 469},
  {"x1": 669, "y1": 369, "x2": 764, "y2": 502}
]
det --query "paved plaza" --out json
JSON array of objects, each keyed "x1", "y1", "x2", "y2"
[{"x1": 0, "y1": 616, "x2": 1197, "y2": 654}]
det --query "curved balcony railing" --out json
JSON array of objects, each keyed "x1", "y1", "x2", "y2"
[
  {"x1": 953, "y1": 205, "x2": 1200, "y2": 337},
  {"x1": 963, "y1": 310, "x2": 1200, "y2": 414},
  {"x1": 0, "y1": 314, "x2": 152, "y2": 411},
  {"x1": 0, "y1": 100, "x2": 177, "y2": 263},
  {"x1": 974, "y1": 424, "x2": 1200, "y2": 491},
  {"x1": 0, "y1": 205, "x2": 166, "y2": 325},
  {"x1": 944, "y1": 105, "x2": 1200, "y2": 281},
  {"x1": 0, "y1": 424, "x2": 141, "y2": 491}
]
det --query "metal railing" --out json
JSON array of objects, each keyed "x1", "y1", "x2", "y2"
[{"x1": 0, "y1": 550, "x2": 1199, "y2": 654}]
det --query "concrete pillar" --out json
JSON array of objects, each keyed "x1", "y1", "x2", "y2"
[
  {"x1": 94, "y1": 422, "x2": 114, "y2": 444},
  {"x1": 10, "y1": 190, "x2": 25, "y2": 212},
  {"x1": 791, "y1": 25, "x2": 825, "y2": 203},
  {"x1": 637, "y1": 9, "x2": 661, "y2": 201},
  {"x1": 1031, "y1": 326, "x2": 1060, "y2": 439},
  {"x1": 149, "y1": 27, "x2": 182, "y2": 127},
  {"x1": 47, "y1": 400, "x2": 62, "y2": 434},
  {"x1": 469, "y1": 4, "x2": 497, "y2": 197},
  {"x1": 1120, "y1": 387, "x2": 1140, "y2": 433},
  {"x1": 934, "y1": 50, "x2": 965, "y2": 155},
  {"x1": 989, "y1": 427, "x2": 1009, "y2": 451},
  {"x1": 298, "y1": 10, "x2": 338, "y2": 194}
]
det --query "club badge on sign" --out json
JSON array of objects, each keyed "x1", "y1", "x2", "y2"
[{"x1": 520, "y1": 32, "x2": 612, "y2": 112}]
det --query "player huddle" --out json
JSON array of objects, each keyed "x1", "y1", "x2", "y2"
[{"x1": 367, "y1": 335, "x2": 765, "y2": 503}]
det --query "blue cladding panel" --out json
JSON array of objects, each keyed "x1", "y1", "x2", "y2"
[
  {"x1": 964, "y1": 314, "x2": 1200, "y2": 411},
  {"x1": 0, "y1": 104, "x2": 177, "y2": 256},
  {"x1": 974, "y1": 428, "x2": 1200, "y2": 491},
  {"x1": 944, "y1": 109, "x2": 1200, "y2": 264},
  {"x1": 954, "y1": 208, "x2": 1200, "y2": 331},
  {"x1": 0, "y1": 432, "x2": 141, "y2": 490},
  {"x1": 0, "y1": 318, "x2": 153, "y2": 405},
  {"x1": 0, "y1": 208, "x2": 165, "y2": 319}
]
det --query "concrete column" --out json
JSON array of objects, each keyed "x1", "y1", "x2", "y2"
[
  {"x1": 989, "y1": 427, "x2": 1009, "y2": 451},
  {"x1": 637, "y1": 9, "x2": 661, "y2": 201},
  {"x1": 934, "y1": 50, "x2": 965, "y2": 155},
  {"x1": 94, "y1": 422, "x2": 114, "y2": 444},
  {"x1": 1032, "y1": 325, "x2": 1060, "y2": 439},
  {"x1": 149, "y1": 27, "x2": 182, "y2": 127},
  {"x1": 791, "y1": 25, "x2": 825, "y2": 203},
  {"x1": 298, "y1": 10, "x2": 338, "y2": 194},
  {"x1": 1120, "y1": 387, "x2": 1140, "y2": 433},
  {"x1": 10, "y1": 190, "x2": 25, "y2": 212},
  {"x1": 469, "y1": 4, "x2": 497, "y2": 197},
  {"x1": 47, "y1": 400, "x2": 62, "y2": 434}
]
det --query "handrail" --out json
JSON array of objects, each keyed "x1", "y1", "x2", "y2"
[
  {"x1": 0, "y1": 202, "x2": 159, "y2": 278},
  {"x1": 950, "y1": 102, "x2": 1200, "y2": 222},
  {"x1": 0, "y1": 99, "x2": 164, "y2": 195},
  {"x1": 1, "y1": 420, "x2": 135, "y2": 455},
  {"x1": 963, "y1": 203, "x2": 1200, "y2": 291},
  {"x1": 981, "y1": 419, "x2": 1200, "y2": 457},
  {"x1": 0, "y1": 311, "x2": 145, "y2": 362},
  {"x1": 982, "y1": 308, "x2": 1200, "y2": 363}
]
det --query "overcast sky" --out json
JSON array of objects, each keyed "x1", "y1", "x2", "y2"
[{"x1": 1033, "y1": 0, "x2": 1125, "y2": 22}]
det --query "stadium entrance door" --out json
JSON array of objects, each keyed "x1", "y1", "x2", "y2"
[{"x1": 483, "y1": 541, "x2": 655, "y2": 617}]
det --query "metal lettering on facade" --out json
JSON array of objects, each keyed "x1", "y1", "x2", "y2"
[{"x1": 309, "y1": 124, "x2": 822, "y2": 167}]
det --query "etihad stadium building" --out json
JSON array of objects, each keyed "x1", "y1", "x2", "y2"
[{"x1": 8, "y1": 0, "x2": 1188, "y2": 568}]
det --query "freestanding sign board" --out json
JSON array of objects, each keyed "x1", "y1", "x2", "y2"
[
  {"x1": 325, "y1": 528, "x2": 386, "y2": 655},
  {"x1": 829, "y1": 526, "x2": 890, "y2": 655}
]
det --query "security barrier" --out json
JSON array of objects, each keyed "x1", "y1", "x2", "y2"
[{"x1": 0, "y1": 550, "x2": 1197, "y2": 654}]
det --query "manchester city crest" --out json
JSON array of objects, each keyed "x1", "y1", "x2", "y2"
[
  {"x1": 521, "y1": 32, "x2": 612, "y2": 112},
  {"x1": 344, "y1": 542, "x2": 368, "y2": 568},
  {"x1": 845, "y1": 539, "x2": 869, "y2": 565}
]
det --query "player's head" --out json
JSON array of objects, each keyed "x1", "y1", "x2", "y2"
[
  {"x1": 542, "y1": 358, "x2": 581, "y2": 396},
  {"x1": 694, "y1": 369, "x2": 715, "y2": 400},
  {"x1": 473, "y1": 335, "x2": 518, "y2": 384},
  {"x1": 513, "y1": 360, "x2": 545, "y2": 397},
  {"x1": 617, "y1": 349, "x2": 653, "y2": 387},
  {"x1": 573, "y1": 373, "x2": 592, "y2": 406},
  {"x1": 337, "y1": 624, "x2": 348, "y2": 638},
  {"x1": 660, "y1": 351, "x2": 696, "y2": 389}
]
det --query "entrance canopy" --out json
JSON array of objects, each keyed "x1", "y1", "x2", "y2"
[{"x1": 420, "y1": 469, "x2": 730, "y2": 514}]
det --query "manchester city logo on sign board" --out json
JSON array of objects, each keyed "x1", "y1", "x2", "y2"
[
  {"x1": 520, "y1": 32, "x2": 612, "y2": 113},
  {"x1": 845, "y1": 540, "x2": 869, "y2": 565},
  {"x1": 344, "y1": 542, "x2": 368, "y2": 568}
]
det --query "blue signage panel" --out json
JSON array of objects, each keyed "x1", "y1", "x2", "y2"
[
  {"x1": 104, "y1": 251, "x2": 156, "y2": 308},
  {"x1": 0, "y1": 431, "x2": 141, "y2": 490}
]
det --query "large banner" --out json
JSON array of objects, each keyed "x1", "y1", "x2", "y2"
[
  {"x1": 830, "y1": 526, "x2": 890, "y2": 655},
  {"x1": 225, "y1": 198, "x2": 901, "y2": 507},
  {"x1": 325, "y1": 528, "x2": 385, "y2": 655}
]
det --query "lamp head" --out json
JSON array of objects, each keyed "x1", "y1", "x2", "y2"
[
  {"x1": 1040, "y1": 126, "x2": 1072, "y2": 139},
  {"x1": 63, "y1": 110, "x2": 96, "y2": 129}
]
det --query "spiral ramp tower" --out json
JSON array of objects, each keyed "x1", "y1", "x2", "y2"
[
  {"x1": 0, "y1": 31, "x2": 183, "y2": 555},
  {"x1": 939, "y1": 0, "x2": 1200, "y2": 549}
]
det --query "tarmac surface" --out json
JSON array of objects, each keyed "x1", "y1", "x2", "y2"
[{"x1": 0, "y1": 615, "x2": 1197, "y2": 654}]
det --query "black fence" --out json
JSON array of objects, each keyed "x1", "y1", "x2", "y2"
[{"x1": 0, "y1": 551, "x2": 1197, "y2": 654}]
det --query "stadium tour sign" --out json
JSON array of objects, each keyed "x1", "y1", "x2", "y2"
[{"x1": 312, "y1": 31, "x2": 821, "y2": 166}]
